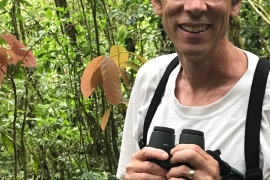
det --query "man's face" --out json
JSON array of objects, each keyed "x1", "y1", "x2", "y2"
[{"x1": 151, "y1": 0, "x2": 241, "y2": 57}]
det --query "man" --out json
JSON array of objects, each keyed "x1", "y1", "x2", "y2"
[{"x1": 117, "y1": 0, "x2": 270, "y2": 179}]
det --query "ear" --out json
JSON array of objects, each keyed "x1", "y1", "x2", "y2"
[
  {"x1": 151, "y1": 0, "x2": 163, "y2": 17},
  {"x1": 230, "y1": 0, "x2": 242, "y2": 17}
]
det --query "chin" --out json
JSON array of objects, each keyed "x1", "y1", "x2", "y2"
[{"x1": 178, "y1": 47, "x2": 208, "y2": 57}]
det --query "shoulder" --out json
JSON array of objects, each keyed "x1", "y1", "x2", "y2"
[
  {"x1": 243, "y1": 50, "x2": 270, "y2": 106},
  {"x1": 135, "y1": 53, "x2": 178, "y2": 85}
]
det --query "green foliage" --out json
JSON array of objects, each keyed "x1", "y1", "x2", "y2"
[
  {"x1": 0, "y1": 0, "x2": 269, "y2": 179},
  {"x1": 0, "y1": 0, "x2": 8, "y2": 9},
  {"x1": 240, "y1": 1, "x2": 270, "y2": 57}
]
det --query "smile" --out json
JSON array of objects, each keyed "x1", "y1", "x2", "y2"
[{"x1": 179, "y1": 25, "x2": 210, "y2": 33}]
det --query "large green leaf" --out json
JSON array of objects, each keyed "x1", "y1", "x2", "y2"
[
  {"x1": 1, "y1": 133, "x2": 14, "y2": 156},
  {"x1": 0, "y1": 0, "x2": 8, "y2": 9},
  {"x1": 32, "y1": 152, "x2": 39, "y2": 174}
]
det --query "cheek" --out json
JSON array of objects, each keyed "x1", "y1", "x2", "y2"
[
  {"x1": 162, "y1": 3, "x2": 183, "y2": 18},
  {"x1": 212, "y1": 9, "x2": 231, "y2": 31},
  {"x1": 162, "y1": 17, "x2": 178, "y2": 39},
  {"x1": 222, "y1": 14, "x2": 231, "y2": 31},
  {"x1": 161, "y1": 6, "x2": 181, "y2": 32}
]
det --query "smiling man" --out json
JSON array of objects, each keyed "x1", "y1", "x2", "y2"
[{"x1": 116, "y1": 0, "x2": 270, "y2": 179}]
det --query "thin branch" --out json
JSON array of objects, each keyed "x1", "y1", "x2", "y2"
[{"x1": 246, "y1": 0, "x2": 270, "y2": 25}]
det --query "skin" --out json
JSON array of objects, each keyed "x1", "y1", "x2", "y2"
[
  {"x1": 125, "y1": 0, "x2": 246, "y2": 179},
  {"x1": 152, "y1": 0, "x2": 246, "y2": 106},
  {"x1": 125, "y1": 147, "x2": 169, "y2": 180},
  {"x1": 167, "y1": 144, "x2": 220, "y2": 179}
]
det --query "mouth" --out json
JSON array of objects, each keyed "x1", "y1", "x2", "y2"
[{"x1": 178, "y1": 24, "x2": 211, "y2": 33}]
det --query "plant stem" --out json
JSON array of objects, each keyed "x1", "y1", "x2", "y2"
[
  {"x1": 10, "y1": 77, "x2": 18, "y2": 179},
  {"x1": 21, "y1": 69, "x2": 29, "y2": 180}
]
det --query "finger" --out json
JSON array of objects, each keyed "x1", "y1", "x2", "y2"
[
  {"x1": 170, "y1": 149, "x2": 207, "y2": 169},
  {"x1": 167, "y1": 165, "x2": 192, "y2": 179},
  {"x1": 127, "y1": 160, "x2": 168, "y2": 176},
  {"x1": 170, "y1": 148, "x2": 220, "y2": 178},
  {"x1": 125, "y1": 172, "x2": 168, "y2": 180},
  {"x1": 133, "y1": 147, "x2": 169, "y2": 161},
  {"x1": 171, "y1": 144, "x2": 211, "y2": 160},
  {"x1": 168, "y1": 178, "x2": 186, "y2": 180}
]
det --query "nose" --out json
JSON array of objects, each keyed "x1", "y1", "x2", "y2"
[{"x1": 184, "y1": 0, "x2": 207, "y2": 16}]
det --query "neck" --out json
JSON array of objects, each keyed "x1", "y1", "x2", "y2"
[
  {"x1": 175, "y1": 40, "x2": 248, "y2": 106},
  {"x1": 178, "y1": 41, "x2": 246, "y2": 90}
]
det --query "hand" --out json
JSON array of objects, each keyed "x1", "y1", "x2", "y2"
[
  {"x1": 166, "y1": 144, "x2": 221, "y2": 180},
  {"x1": 125, "y1": 147, "x2": 169, "y2": 180}
]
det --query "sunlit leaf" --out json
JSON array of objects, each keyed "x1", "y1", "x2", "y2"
[
  {"x1": 110, "y1": 45, "x2": 129, "y2": 66},
  {"x1": 1, "y1": 34, "x2": 37, "y2": 67},
  {"x1": 129, "y1": 52, "x2": 147, "y2": 63},
  {"x1": 120, "y1": 61, "x2": 140, "y2": 72},
  {"x1": 15, "y1": 13, "x2": 24, "y2": 21},
  {"x1": 56, "y1": 7, "x2": 64, "y2": 12},
  {"x1": 101, "y1": 56, "x2": 122, "y2": 105},
  {"x1": 45, "y1": 8, "x2": 53, "y2": 19},
  {"x1": 118, "y1": 67, "x2": 129, "y2": 86},
  {"x1": 101, "y1": 107, "x2": 111, "y2": 130},
  {"x1": 1, "y1": 133, "x2": 14, "y2": 156},
  {"x1": 19, "y1": 0, "x2": 33, "y2": 7},
  {"x1": 32, "y1": 152, "x2": 39, "y2": 174},
  {"x1": 80, "y1": 56, "x2": 103, "y2": 99},
  {"x1": 0, "y1": 97, "x2": 14, "y2": 104}
]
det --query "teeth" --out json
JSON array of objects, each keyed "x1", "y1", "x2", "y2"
[
  {"x1": 180, "y1": 25, "x2": 209, "y2": 33},
  {"x1": 187, "y1": 26, "x2": 193, "y2": 32}
]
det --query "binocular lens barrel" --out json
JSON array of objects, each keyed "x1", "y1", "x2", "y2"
[
  {"x1": 148, "y1": 126, "x2": 175, "y2": 149},
  {"x1": 180, "y1": 129, "x2": 205, "y2": 150},
  {"x1": 148, "y1": 126, "x2": 204, "y2": 149}
]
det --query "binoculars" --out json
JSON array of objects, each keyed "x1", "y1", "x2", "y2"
[
  {"x1": 147, "y1": 126, "x2": 245, "y2": 180},
  {"x1": 147, "y1": 126, "x2": 204, "y2": 170}
]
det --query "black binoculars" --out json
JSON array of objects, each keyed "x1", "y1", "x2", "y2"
[
  {"x1": 147, "y1": 126, "x2": 245, "y2": 180},
  {"x1": 147, "y1": 126, "x2": 204, "y2": 170}
]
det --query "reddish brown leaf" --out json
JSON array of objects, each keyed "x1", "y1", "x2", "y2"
[
  {"x1": 100, "y1": 107, "x2": 111, "y2": 130},
  {"x1": 1, "y1": 34, "x2": 37, "y2": 67},
  {"x1": 0, "y1": 48, "x2": 8, "y2": 67},
  {"x1": 91, "y1": 66, "x2": 103, "y2": 88},
  {"x1": 0, "y1": 48, "x2": 7, "y2": 85},
  {"x1": 101, "y1": 56, "x2": 122, "y2": 105},
  {"x1": 81, "y1": 56, "x2": 103, "y2": 99},
  {"x1": 0, "y1": 65, "x2": 7, "y2": 86},
  {"x1": 7, "y1": 50, "x2": 19, "y2": 65},
  {"x1": 118, "y1": 67, "x2": 129, "y2": 86}
]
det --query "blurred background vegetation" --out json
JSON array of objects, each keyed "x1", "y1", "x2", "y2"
[{"x1": 0, "y1": 0, "x2": 269, "y2": 179}]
